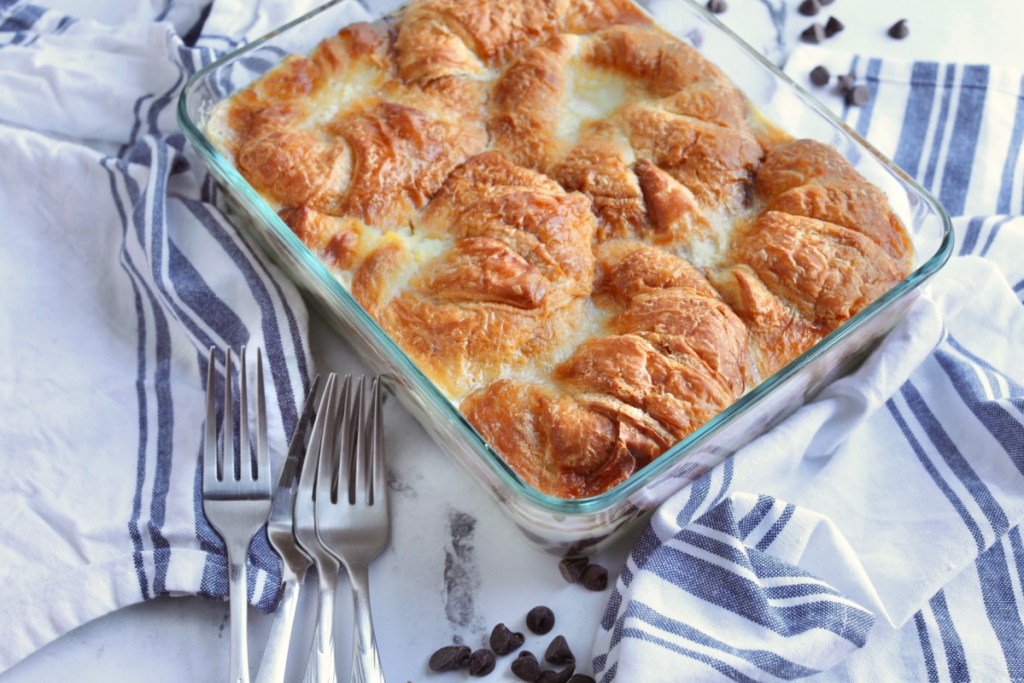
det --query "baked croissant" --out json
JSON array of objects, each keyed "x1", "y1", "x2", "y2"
[{"x1": 210, "y1": 0, "x2": 914, "y2": 499}]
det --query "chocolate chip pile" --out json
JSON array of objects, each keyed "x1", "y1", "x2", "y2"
[
  {"x1": 427, "y1": 605, "x2": 596, "y2": 681},
  {"x1": 798, "y1": 2, "x2": 914, "y2": 107},
  {"x1": 426, "y1": 558, "x2": 611, "y2": 679},
  {"x1": 557, "y1": 557, "x2": 608, "y2": 591}
]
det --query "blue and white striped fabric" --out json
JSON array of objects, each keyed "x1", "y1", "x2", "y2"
[
  {"x1": 592, "y1": 48, "x2": 1024, "y2": 681},
  {"x1": 0, "y1": 0, "x2": 326, "y2": 672}
]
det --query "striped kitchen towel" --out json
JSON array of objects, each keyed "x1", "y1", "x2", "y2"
[
  {"x1": 592, "y1": 49, "x2": 1024, "y2": 681},
  {"x1": 0, "y1": 0, "x2": 353, "y2": 671}
]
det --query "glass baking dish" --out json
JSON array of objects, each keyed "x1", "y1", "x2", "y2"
[{"x1": 178, "y1": 0, "x2": 953, "y2": 553}]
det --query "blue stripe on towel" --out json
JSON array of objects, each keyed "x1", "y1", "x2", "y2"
[
  {"x1": 102, "y1": 156, "x2": 157, "y2": 601},
  {"x1": 922, "y1": 63, "x2": 958, "y2": 192},
  {"x1": 997, "y1": 74, "x2": 1024, "y2": 214},
  {"x1": 893, "y1": 61, "x2": 941, "y2": 179},
  {"x1": 914, "y1": 610, "x2": 941, "y2": 683},
  {"x1": 958, "y1": 215, "x2": 988, "y2": 256},
  {"x1": 737, "y1": 495, "x2": 776, "y2": 541},
  {"x1": 754, "y1": 503, "x2": 795, "y2": 552},
  {"x1": 937, "y1": 336, "x2": 1024, "y2": 476},
  {"x1": 979, "y1": 216, "x2": 1013, "y2": 257},
  {"x1": 929, "y1": 590, "x2": 969, "y2": 681},
  {"x1": 977, "y1": 528, "x2": 1024, "y2": 675},
  {"x1": 886, "y1": 396, "x2": 986, "y2": 552},
  {"x1": 939, "y1": 64, "x2": 989, "y2": 215},
  {"x1": 851, "y1": 58, "x2": 883, "y2": 138},
  {"x1": 629, "y1": 601, "x2": 822, "y2": 679},
  {"x1": 901, "y1": 381, "x2": 1009, "y2": 541}
]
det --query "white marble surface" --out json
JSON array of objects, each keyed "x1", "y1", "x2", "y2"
[{"x1": 3, "y1": 1, "x2": 1023, "y2": 682}]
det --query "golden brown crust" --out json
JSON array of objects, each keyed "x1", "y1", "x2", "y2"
[
  {"x1": 369, "y1": 152, "x2": 596, "y2": 397},
  {"x1": 461, "y1": 380, "x2": 639, "y2": 498},
  {"x1": 711, "y1": 265, "x2": 821, "y2": 378},
  {"x1": 563, "y1": 0, "x2": 652, "y2": 33},
  {"x1": 582, "y1": 23, "x2": 725, "y2": 96},
  {"x1": 595, "y1": 241, "x2": 719, "y2": 305},
  {"x1": 279, "y1": 206, "x2": 363, "y2": 271},
  {"x1": 214, "y1": 0, "x2": 916, "y2": 499},
  {"x1": 488, "y1": 36, "x2": 575, "y2": 170},
  {"x1": 731, "y1": 211, "x2": 906, "y2": 332},
  {"x1": 622, "y1": 104, "x2": 763, "y2": 209},
  {"x1": 396, "y1": 0, "x2": 569, "y2": 80},
  {"x1": 319, "y1": 102, "x2": 485, "y2": 224},
  {"x1": 549, "y1": 122, "x2": 648, "y2": 241},
  {"x1": 766, "y1": 180, "x2": 913, "y2": 269},
  {"x1": 755, "y1": 138, "x2": 863, "y2": 200}
]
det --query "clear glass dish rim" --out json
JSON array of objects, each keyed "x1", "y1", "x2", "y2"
[{"x1": 177, "y1": 0, "x2": 955, "y2": 518}]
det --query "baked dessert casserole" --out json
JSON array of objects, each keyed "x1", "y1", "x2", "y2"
[{"x1": 207, "y1": 0, "x2": 913, "y2": 499}]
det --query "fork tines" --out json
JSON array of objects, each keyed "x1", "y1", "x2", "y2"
[
  {"x1": 204, "y1": 345, "x2": 269, "y2": 492},
  {"x1": 202, "y1": 345, "x2": 273, "y2": 683}
]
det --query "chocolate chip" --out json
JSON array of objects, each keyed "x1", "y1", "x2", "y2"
[
  {"x1": 797, "y1": 0, "x2": 820, "y2": 17},
  {"x1": 567, "y1": 676, "x2": 597, "y2": 683},
  {"x1": 538, "y1": 664, "x2": 577, "y2": 683},
  {"x1": 526, "y1": 606, "x2": 556, "y2": 635},
  {"x1": 888, "y1": 19, "x2": 909, "y2": 39},
  {"x1": 800, "y1": 23, "x2": 826, "y2": 44},
  {"x1": 511, "y1": 651, "x2": 542, "y2": 681},
  {"x1": 429, "y1": 644, "x2": 471, "y2": 672},
  {"x1": 544, "y1": 635, "x2": 575, "y2": 665},
  {"x1": 558, "y1": 556, "x2": 589, "y2": 583},
  {"x1": 468, "y1": 649, "x2": 497, "y2": 677},
  {"x1": 845, "y1": 85, "x2": 871, "y2": 106},
  {"x1": 490, "y1": 623, "x2": 525, "y2": 655},
  {"x1": 819, "y1": 0, "x2": 834, "y2": 4},
  {"x1": 835, "y1": 72, "x2": 856, "y2": 93},
  {"x1": 809, "y1": 65, "x2": 830, "y2": 87},
  {"x1": 824, "y1": 16, "x2": 845, "y2": 37},
  {"x1": 580, "y1": 563, "x2": 609, "y2": 591},
  {"x1": 705, "y1": 0, "x2": 727, "y2": 14}
]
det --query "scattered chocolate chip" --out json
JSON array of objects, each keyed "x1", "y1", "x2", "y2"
[
  {"x1": 538, "y1": 664, "x2": 577, "y2": 683},
  {"x1": 526, "y1": 606, "x2": 556, "y2": 635},
  {"x1": 511, "y1": 651, "x2": 542, "y2": 682},
  {"x1": 845, "y1": 84, "x2": 871, "y2": 106},
  {"x1": 797, "y1": 0, "x2": 820, "y2": 17},
  {"x1": 490, "y1": 623, "x2": 526, "y2": 655},
  {"x1": 705, "y1": 0, "x2": 727, "y2": 14},
  {"x1": 824, "y1": 16, "x2": 845, "y2": 37},
  {"x1": 888, "y1": 19, "x2": 909, "y2": 39},
  {"x1": 558, "y1": 556, "x2": 589, "y2": 584},
  {"x1": 469, "y1": 649, "x2": 497, "y2": 677},
  {"x1": 544, "y1": 635, "x2": 575, "y2": 665},
  {"x1": 809, "y1": 65, "x2": 831, "y2": 86},
  {"x1": 580, "y1": 563, "x2": 609, "y2": 591},
  {"x1": 567, "y1": 676, "x2": 597, "y2": 683},
  {"x1": 429, "y1": 644, "x2": 471, "y2": 672},
  {"x1": 835, "y1": 71, "x2": 856, "y2": 93},
  {"x1": 800, "y1": 23, "x2": 826, "y2": 44}
]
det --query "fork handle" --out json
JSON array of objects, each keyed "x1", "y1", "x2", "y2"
[
  {"x1": 347, "y1": 562, "x2": 386, "y2": 683},
  {"x1": 227, "y1": 547, "x2": 252, "y2": 683},
  {"x1": 304, "y1": 574, "x2": 338, "y2": 683},
  {"x1": 254, "y1": 573, "x2": 303, "y2": 683}
]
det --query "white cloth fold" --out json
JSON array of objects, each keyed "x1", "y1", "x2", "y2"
[{"x1": 0, "y1": 0, "x2": 325, "y2": 671}]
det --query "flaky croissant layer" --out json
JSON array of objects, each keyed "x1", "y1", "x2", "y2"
[{"x1": 209, "y1": 0, "x2": 912, "y2": 498}]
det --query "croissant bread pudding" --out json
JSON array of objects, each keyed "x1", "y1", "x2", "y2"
[{"x1": 207, "y1": 0, "x2": 913, "y2": 499}]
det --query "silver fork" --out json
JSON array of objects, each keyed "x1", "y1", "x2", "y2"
[
  {"x1": 318, "y1": 375, "x2": 389, "y2": 683},
  {"x1": 254, "y1": 374, "x2": 322, "y2": 683},
  {"x1": 203, "y1": 346, "x2": 273, "y2": 683},
  {"x1": 294, "y1": 373, "x2": 342, "y2": 683}
]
